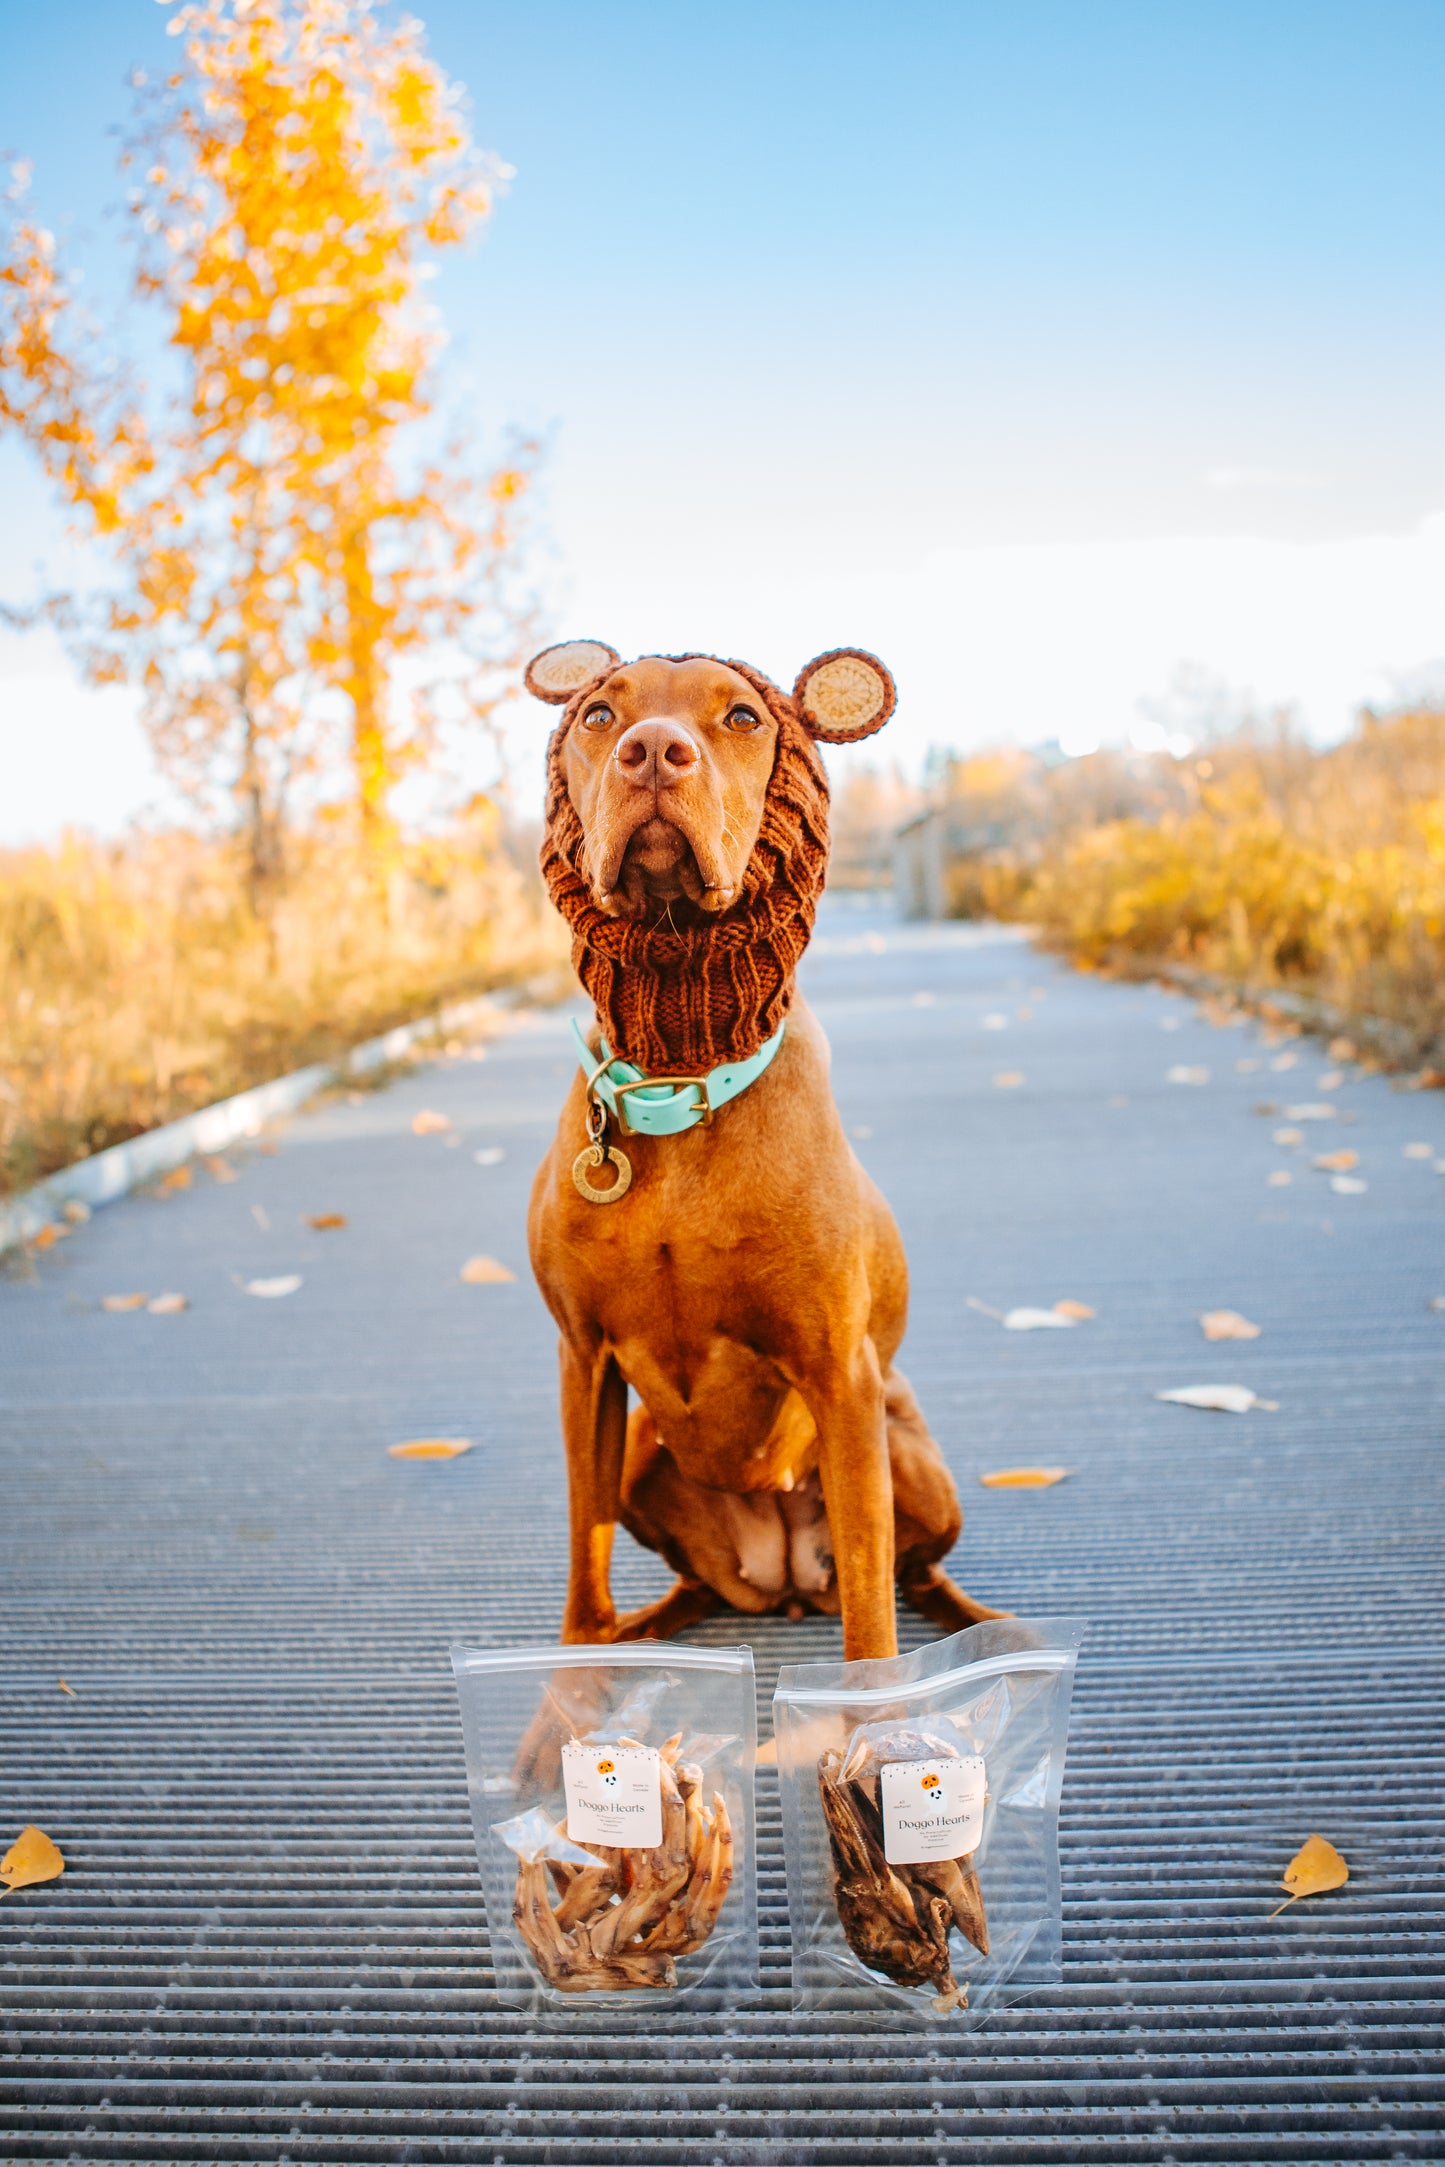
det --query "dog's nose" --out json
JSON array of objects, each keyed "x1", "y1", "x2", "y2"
[{"x1": 614, "y1": 717, "x2": 700, "y2": 787}]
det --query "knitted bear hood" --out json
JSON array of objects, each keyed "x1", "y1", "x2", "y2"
[{"x1": 529, "y1": 643, "x2": 896, "y2": 1075}]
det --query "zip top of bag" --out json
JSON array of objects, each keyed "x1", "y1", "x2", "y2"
[
  {"x1": 452, "y1": 1641, "x2": 756, "y2": 1679},
  {"x1": 773, "y1": 1616, "x2": 1086, "y2": 1709}
]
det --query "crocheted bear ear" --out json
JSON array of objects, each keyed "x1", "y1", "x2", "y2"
[
  {"x1": 793, "y1": 649, "x2": 896, "y2": 743},
  {"x1": 525, "y1": 639, "x2": 621, "y2": 705}
]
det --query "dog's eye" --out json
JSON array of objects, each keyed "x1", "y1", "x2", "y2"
[
  {"x1": 582, "y1": 704, "x2": 614, "y2": 730},
  {"x1": 724, "y1": 706, "x2": 761, "y2": 733}
]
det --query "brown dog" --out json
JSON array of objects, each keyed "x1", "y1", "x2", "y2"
[{"x1": 525, "y1": 638, "x2": 1004, "y2": 1662}]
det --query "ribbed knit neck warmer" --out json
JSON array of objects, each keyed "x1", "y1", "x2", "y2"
[{"x1": 539, "y1": 661, "x2": 831, "y2": 1074}]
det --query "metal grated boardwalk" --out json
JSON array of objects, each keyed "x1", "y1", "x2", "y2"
[{"x1": 3, "y1": 905, "x2": 1443, "y2": 2163}]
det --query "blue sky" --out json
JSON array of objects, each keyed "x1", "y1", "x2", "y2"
[{"x1": 2, "y1": 0, "x2": 1443, "y2": 834}]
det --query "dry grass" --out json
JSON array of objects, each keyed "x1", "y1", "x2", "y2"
[
  {"x1": 1, "y1": 816, "x2": 568, "y2": 1196},
  {"x1": 942, "y1": 707, "x2": 1445, "y2": 1065}
]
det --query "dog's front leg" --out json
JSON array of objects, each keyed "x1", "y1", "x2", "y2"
[
  {"x1": 558, "y1": 1336, "x2": 628, "y2": 1643},
  {"x1": 809, "y1": 1343, "x2": 898, "y2": 1660}
]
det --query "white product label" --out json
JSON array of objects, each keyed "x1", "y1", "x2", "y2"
[
  {"x1": 561, "y1": 1741, "x2": 662, "y2": 1848},
  {"x1": 880, "y1": 1755, "x2": 986, "y2": 1864}
]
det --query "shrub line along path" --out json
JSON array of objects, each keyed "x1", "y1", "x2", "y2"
[{"x1": 3, "y1": 904, "x2": 1443, "y2": 2163}]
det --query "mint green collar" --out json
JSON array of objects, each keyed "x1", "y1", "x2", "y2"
[{"x1": 571, "y1": 1015, "x2": 785, "y2": 1136}]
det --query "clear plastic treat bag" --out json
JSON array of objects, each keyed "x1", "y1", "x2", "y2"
[
  {"x1": 451, "y1": 1641, "x2": 758, "y2": 2015},
  {"x1": 774, "y1": 1617, "x2": 1083, "y2": 2023}
]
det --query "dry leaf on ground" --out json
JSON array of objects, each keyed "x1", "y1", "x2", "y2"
[
  {"x1": 993, "y1": 1071, "x2": 1024, "y2": 1088},
  {"x1": 57, "y1": 1679, "x2": 76, "y2": 1697},
  {"x1": 979, "y1": 1467, "x2": 1071, "y2": 1488},
  {"x1": 250, "y1": 1204, "x2": 270, "y2": 1230},
  {"x1": 1168, "y1": 1065, "x2": 1210, "y2": 1085},
  {"x1": 473, "y1": 1147, "x2": 505, "y2": 1165},
  {"x1": 982, "y1": 1012, "x2": 1008, "y2": 1029},
  {"x1": 1268, "y1": 1834, "x2": 1349, "y2": 1916},
  {"x1": 1283, "y1": 1103, "x2": 1334, "y2": 1121},
  {"x1": 29, "y1": 1225, "x2": 61, "y2": 1250},
  {"x1": 156, "y1": 1165, "x2": 192, "y2": 1193},
  {"x1": 411, "y1": 1109, "x2": 452, "y2": 1135},
  {"x1": 1272, "y1": 1127, "x2": 1304, "y2": 1146},
  {"x1": 1313, "y1": 1150, "x2": 1359, "y2": 1172},
  {"x1": 62, "y1": 1200, "x2": 90, "y2": 1224},
  {"x1": 1403, "y1": 1143, "x2": 1434, "y2": 1159},
  {"x1": 1331, "y1": 1175, "x2": 1368, "y2": 1195},
  {"x1": 244, "y1": 1275, "x2": 301, "y2": 1299},
  {"x1": 1200, "y1": 1310, "x2": 1260, "y2": 1340},
  {"x1": 388, "y1": 1438, "x2": 475, "y2": 1459},
  {"x1": 461, "y1": 1255, "x2": 516, "y2": 1284},
  {"x1": 0, "y1": 1826, "x2": 65, "y2": 1897},
  {"x1": 1317, "y1": 1070, "x2": 1343, "y2": 1091},
  {"x1": 305, "y1": 1213, "x2": 348, "y2": 1229},
  {"x1": 146, "y1": 1294, "x2": 188, "y2": 1315},
  {"x1": 203, "y1": 1156, "x2": 238, "y2": 1182},
  {"x1": 1270, "y1": 1052, "x2": 1298, "y2": 1071},
  {"x1": 1328, "y1": 1037, "x2": 1357, "y2": 1061},
  {"x1": 101, "y1": 1293, "x2": 148, "y2": 1312},
  {"x1": 966, "y1": 1297, "x2": 1084, "y2": 1330},
  {"x1": 1267, "y1": 1171, "x2": 1292, "y2": 1186},
  {"x1": 1156, "y1": 1384, "x2": 1278, "y2": 1413}
]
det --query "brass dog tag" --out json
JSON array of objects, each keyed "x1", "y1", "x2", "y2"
[{"x1": 572, "y1": 1142, "x2": 633, "y2": 1205}]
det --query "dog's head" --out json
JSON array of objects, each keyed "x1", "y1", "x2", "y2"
[{"x1": 526, "y1": 641, "x2": 895, "y2": 920}]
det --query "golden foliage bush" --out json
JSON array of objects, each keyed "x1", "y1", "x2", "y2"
[
  {"x1": 0, "y1": 820, "x2": 567, "y2": 1195},
  {"x1": 974, "y1": 707, "x2": 1445, "y2": 1060}
]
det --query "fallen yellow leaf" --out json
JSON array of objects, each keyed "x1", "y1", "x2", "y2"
[
  {"x1": 1313, "y1": 1149, "x2": 1359, "y2": 1172},
  {"x1": 993, "y1": 1071, "x2": 1025, "y2": 1088},
  {"x1": 202, "y1": 1155, "x2": 238, "y2": 1183},
  {"x1": 1052, "y1": 1299, "x2": 1096, "y2": 1320},
  {"x1": 29, "y1": 1223, "x2": 61, "y2": 1250},
  {"x1": 979, "y1": 1467, "x2": 1071, "y2": 1488},
  {"x1": 157, "y1": 1164, "x2": 192, "y2": 1192},
  {"x1": 461, "y1": 1255, "x2": 516, "y2": 1284},
  {"x1": 1268, "y1": 1833, "x2": 1349, "y2": 1917},
  {"x1": 101, "y1": 1293, "x2": 148, "y2": 1312},
  {"x1": 146, "y1": 1293, "x2": 188, "y2": 1315},
  {"x1": 1200, "y1": 1309, "x2": 1260, "y2": 1341},
  {"x1": 305, "y1": 1213, "x2": 348, "y2": 1229},
  {"x1": 57, "y1": 1679, "x2": 76, "y2": 1698},
  {"x1": 0, "y1": 1825, "x2": 65, "y2": 1897},
  {"x1": 388, "y1": 1438, "x2": 476, "y2": 1459},
  {"x1": 412, "y1": 1109, "x2": 452, "y2": 1135}
]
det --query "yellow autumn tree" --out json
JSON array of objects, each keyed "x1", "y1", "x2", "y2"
[{"x1": 0, "y1": 0, "x2": 532, "y2": 907}]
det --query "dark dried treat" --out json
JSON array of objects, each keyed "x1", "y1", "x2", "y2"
[{"x1": 817, "y1": 1735, "x2": 989, "y2": 2009}]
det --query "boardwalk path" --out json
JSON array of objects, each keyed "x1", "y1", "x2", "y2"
[{"x1": 3, "y1": 906, "x2": 1443, "y2": 2162}]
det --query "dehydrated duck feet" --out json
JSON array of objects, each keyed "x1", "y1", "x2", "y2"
[{"x1": 511, "y1": 1755, "x2": 735, "y2": 1993}]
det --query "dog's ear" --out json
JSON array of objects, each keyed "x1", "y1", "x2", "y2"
[
  {"x1": 793, "y1": 649, "x2": 896, "y2": 742},
  {"x1": 525, "y1": 639, "x2": 621, "y2": 705}
]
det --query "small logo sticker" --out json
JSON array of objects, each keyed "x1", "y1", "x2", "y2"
[
  {"x1": 880, "y1": 1755, "x2": 986, "y2": 1863},
  {"x1": 562, "y1": 1741, "x2": 662, "y2": 1847}
]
